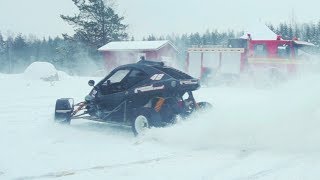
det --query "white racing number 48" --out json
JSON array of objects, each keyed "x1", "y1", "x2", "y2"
[{"x1": 150, "y1": 74, "x2": 164, "y2": 81}]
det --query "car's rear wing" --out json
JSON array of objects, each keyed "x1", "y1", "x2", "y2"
[
  {"x1": 137, "y1": 60, "x2": 165, "y2": 66},
  {"x1": 153, "y1": 66, "x2": 194, "y2": 80}
]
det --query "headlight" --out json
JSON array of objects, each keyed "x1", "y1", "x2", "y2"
[{"x1": 85, "y1": 95, "x2": 94, "y2": 102}]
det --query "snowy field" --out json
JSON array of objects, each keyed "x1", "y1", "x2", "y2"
[{"x1": 1, "y1": 73, "x2": 320, "y2": 180}]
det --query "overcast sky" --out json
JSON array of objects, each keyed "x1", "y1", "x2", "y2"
[{"x1": 0, "y1": 0, "x2": 320, "y2": 40}]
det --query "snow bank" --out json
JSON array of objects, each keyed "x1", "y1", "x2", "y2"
[
  {"x1": 24, "y1": 62, "x2": 59, "y2": 81},
  {"x1": 57, "y1": 70, "x2": 71, "y2": 81}
]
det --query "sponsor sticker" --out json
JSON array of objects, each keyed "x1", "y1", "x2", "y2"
[
  {"x1": 134, "y1": 85, "x2": 165, "y2": 93},
  {"x1": 180, "y1": 80, "x2": 198, "y2": 85}
]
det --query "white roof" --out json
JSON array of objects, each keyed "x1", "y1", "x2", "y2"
[
  {"x1": 240, "y1": 22, "x2": 278, "y2": 40},
  {"x1": 98, "y1": 40, "x2": 179, "y2": 52},
  {"x1": 293, "y1": 40, "x2": 315, "y2": 46}
]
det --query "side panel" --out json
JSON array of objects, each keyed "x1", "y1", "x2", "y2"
[
  {"x1": 220, "y1": 52, "x2": 242, "y2": 74},
  {"x1": 202, "y1": 53, "x2": 220, "y2": 69},
  {"x1": 188, "y1": 52, "x2": 202, "y2": 78},
  {"x1": 187, "y1": 48, "x2": 244, "y2": 78}
]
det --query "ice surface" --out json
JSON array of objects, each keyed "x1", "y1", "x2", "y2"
[{"x1": 0, "y1": 73, "x2": 320, "y2": 179}]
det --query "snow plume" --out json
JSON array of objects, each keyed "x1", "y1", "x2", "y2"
[
  {"x1": 144, "y1": 74, "x2": 320, "y2": 153},
  {"x1": 300, "y1": 55, "x2": 320, "y2": 75},
  {"x1": 62, "y1": 50, "x2": 105, "y2": 77}
]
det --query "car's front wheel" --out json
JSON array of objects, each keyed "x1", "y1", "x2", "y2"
[
  {"x1": 133, "y1": 115, "x2": 150, "y2": 136},
  {"x1": 132, "y1": 108, "x2": 163, "y2": 136},
  {"x1": 54, "y1": 98, "x2": 74, "y2": 124}
]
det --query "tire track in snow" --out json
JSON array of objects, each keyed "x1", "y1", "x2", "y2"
[
  {"x1": 234, "y1": 155, "x2": 306, "y2": 180},
  {"x1": 14, "y1": 155, "x2": 176, "y2": 180}
]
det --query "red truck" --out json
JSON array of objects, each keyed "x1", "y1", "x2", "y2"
[{"x1": 186, "y1": 34, "x2": 318, "y2": 85}]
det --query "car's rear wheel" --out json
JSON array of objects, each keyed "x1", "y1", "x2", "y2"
[
  {"x1": 54, "y1": 98, "x2": 74, "y2": 124},
  {"x1": 197, "y1": 102, "x2": 213, "y2": 110}
]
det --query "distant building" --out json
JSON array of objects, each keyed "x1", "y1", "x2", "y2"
[{"x1": 98, "y1": 40, "x2": 179, "y2": 70}]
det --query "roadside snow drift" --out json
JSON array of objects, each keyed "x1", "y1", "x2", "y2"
[
  {"x1": 0, "y1": 73, "x2": 320, "y2": 179},
  {"x1": 24, "y1": 61, "x2": 59, "y2": 81}
]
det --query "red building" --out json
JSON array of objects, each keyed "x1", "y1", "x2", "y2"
[{"x1": 98, "y1": 40, "x2": 179, "y2": 71}]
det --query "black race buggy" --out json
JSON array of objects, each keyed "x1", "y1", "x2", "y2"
[{"x1": 54, "y1": 60, "x2": 212, "y2": 135}]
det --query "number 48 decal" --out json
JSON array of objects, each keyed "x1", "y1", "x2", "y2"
[{"x1": 150, "y1": 74, "x2": 164, "y2": 80}]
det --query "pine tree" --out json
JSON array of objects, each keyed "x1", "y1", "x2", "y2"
[
  {"x1": 316, "y1": 21, "x2": 320, "y2": 45},
  {"x1": 61, "y1": 0, "x2": 128, "y2": 48},
  {"x1": 311, "y1": 23, "x2": 317, "y2": 44},
  {"x1": 293, "y1": 24, "x2": 301, "y2": 39},
  {"x1": 211, "y1": 30, "x2": 219, "y2": 45},
  {"x1": 5, "y1": 36, "x2": 14, "y2": 73},
  {"x1": 304, "y1": 24, "x2": 311, "y2": 42},
  {"x1": 0, "y1": 32, "x2": 6, "y2": 72},
  {"x1": 190, "y1": 33, "x2": 202, "y2": 46},
  {"x1": 268, "y1": 24, "x2": 275, "y2": 33},
  {"x1": 0, "y1": 32, "x2": 4, "y2": 55},
  {"x1": 12, "y1": 34, "x2": 29, "y2": 72},
  {"x1": 288, "y1": 25, "x2": 294, "y2": 40},
  {"x1": 146, "y1": 34, "x2": 156, "y2": 41},
  {"x1": 279, "y1": 23, "x2": 289, "y2": 39},
  {"x1": 202, "y1": 30, "x2": 211, "y2": 45}
]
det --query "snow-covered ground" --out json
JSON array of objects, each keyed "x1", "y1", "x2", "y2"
[{"x1": 1, "y1": 73, "x2": 320, "y2": 180}]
